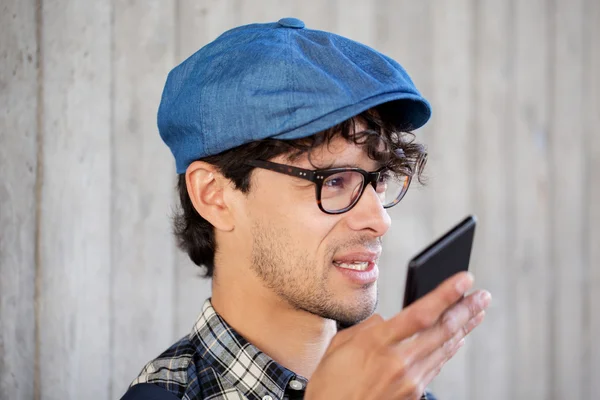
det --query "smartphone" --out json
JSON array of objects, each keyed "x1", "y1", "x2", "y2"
[{"x1": 402, "y1": 215, "x2": 477, "y2": 308}]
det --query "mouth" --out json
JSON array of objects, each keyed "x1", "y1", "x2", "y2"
[
  {"x1": 332, "y1": 261, "x2": 371, "y2": 271},
  {"x1": 332, "y1": 251, "x2": 380, "y2": 285}
]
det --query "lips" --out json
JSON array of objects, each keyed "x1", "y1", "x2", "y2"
[
  {"x1": 333, "y1": 261, "x2": 370, "y2": 271},
  {"x1": 332, "y1": 250, "x2": 380, "y2": 285},
  {"x1": 332, "y1": 251, "x2": 380, "y2": 265}
]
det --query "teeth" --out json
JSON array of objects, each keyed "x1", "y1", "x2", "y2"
[{"x1": 334, "y1": 261, "x2": 370, "y2": 271}]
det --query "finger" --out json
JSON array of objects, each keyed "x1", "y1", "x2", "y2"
[
  {"x1": 386, "y1": 308, "x2": 486, "y2": 400},
  {"x1": 415, "y1": 310, "x2": 486, "y2": 383},
  {"x1": 398, "y1": 290, "x2": 490, "y2": 365},
  {"x1": 325, "y1": 313, "x2": 384, "y2": 354},
  {"x1": 380, "y1": 271, "x2": 475, "y2": 343},
  {"x1": 419, "y1": 335, "x2": 466, "y2": 388}
]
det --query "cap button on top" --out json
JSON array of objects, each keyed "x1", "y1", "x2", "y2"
[{"x1": 277, "y1": 17, "x2": 305, "y2": 29}]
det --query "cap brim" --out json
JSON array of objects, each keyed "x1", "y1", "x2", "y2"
[{"x1": 273, "y1": 92, "x2": 431, "y2": 141}]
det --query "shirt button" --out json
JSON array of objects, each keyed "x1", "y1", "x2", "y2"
[
  {"x1": 262, "y1": 396, "x2": 273, "y2": 400},
  {"x1": 289, "y1": 379, "x2": 304, "y2": 390}
]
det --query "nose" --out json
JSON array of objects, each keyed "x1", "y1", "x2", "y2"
[{"x1": 345, "y1": 184, "x2": 392, "y2": 236}]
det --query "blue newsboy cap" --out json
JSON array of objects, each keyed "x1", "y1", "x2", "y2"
[{"x1": 158, "y1": 18, "x2": 432, "y2": 174}]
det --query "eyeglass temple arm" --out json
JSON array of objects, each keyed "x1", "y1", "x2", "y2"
[{"x1": 245, "y1": 160, "x2": 317, "y2": 181}]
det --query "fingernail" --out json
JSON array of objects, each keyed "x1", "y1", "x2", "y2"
[
  {"x1": 456, "y1": 338, "x2": 465, "y2": 349},
  {"x1": 455, "y1": 272, "x2": 474, "y2": 293},
  {"x1": 478, "y1": 291, "x2": 492, "y2": 308}
]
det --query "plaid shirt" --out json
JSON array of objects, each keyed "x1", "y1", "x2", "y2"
[{"x1": 129, "y1": 299, "x2": 437, "y2": 400}]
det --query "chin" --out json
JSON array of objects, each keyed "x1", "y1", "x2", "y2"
[{"x1": 335, "y1": 291, "x2": 378, "y2": 326}]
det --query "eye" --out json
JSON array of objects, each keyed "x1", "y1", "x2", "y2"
[
  {"x1": 322, "y1": 171, "x2": 361, "y2": 191},
  {"x1": 324, "y1": 176, "x2": 345, "y2": 188},
  {"x1": 378, "y1": 170, "x2": 392, "y2": 183},
  {"x1": 375, "y1": 170, "x2": 396, "y2": 193}
]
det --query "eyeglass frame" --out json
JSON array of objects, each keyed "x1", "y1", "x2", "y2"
[{"x1": 244, "y1": 159, "x2": 413, "y2": 215}]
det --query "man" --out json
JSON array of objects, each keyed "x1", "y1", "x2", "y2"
[{"x1": 122, "y1": 18, "x2": 490, "y2": 400}]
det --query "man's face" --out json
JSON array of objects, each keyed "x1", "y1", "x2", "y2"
[{"x1": 234, "y1": 129, "x2": 392, "y2": 326}]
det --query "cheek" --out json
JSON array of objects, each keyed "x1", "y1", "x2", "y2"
[
  {"x1": 250, "y1": 191, "x2": 336, "y2": 256},
  {"x1": 282, "y1": 208, "x2": 337, "y2": 263},
  {"x1": 245, "y1": 175, "x2": 341, "y2": 252}
]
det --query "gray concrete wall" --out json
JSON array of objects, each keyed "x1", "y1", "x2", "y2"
[{"x1": 1, "y1": 0, "x2": 599, "y2": 398}]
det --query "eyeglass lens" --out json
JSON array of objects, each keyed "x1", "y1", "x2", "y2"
[{"x1": 320, "y1": 171, "x2": 408, "y2": 212}]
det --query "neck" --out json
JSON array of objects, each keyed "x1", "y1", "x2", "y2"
[{"x1": 211, "y1": 267, "x2": 337, "y2": 379}]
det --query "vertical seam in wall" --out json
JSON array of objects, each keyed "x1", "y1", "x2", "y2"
[
  {"x1": 108, "y1": 0, "x2": 116, "y2": 397},
  {"x1": 546, "y1": 0, "x2": 557, "y2": 398},
  {"x1": 469, "y1": 0, "x2": 478, "y2": 211},
  {"x1": 33, "y1": 0, "x2": 43, "y2": 398},
  {"x1": 172, "y1": 0, "x2": 182, "y2": 337},
  {"x1": 174, "y1": 0, "x2": 181, "y2": 62},
  {"x1": 581, "y1": 0, "x2": 592, "y2": 397},
  {"x1": 506, "y1": 0, "x2": 517, "y2": 398},
  {"x1": 233, "y1": 0, "x2": 243, "y2": 26},
  {"x1": 467, "y1": 1, "x2": 479, "y2": 398},
  {"x1": 423, "y1": 0, "x2": 434, "y2": 236},
  {"x1": 428, "y1": 0, "x2": 437, "y2": 243}
]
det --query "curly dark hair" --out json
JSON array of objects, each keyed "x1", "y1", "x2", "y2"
[{"x1": 173, "y1": 105, "x2": 428, "y2": 278}]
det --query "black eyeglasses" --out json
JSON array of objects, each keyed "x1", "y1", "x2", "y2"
[{"x1": 245, "y1": 159, "x2": 412, "y2": 214}]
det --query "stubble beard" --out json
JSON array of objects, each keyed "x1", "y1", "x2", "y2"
[{"x1": 249, "y1": 220, "x2": 378, "y2": 326}]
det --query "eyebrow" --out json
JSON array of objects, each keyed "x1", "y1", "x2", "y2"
[
  {"x1": 327, "y1": 162, "x2": 356, "y2": 169},
  {"x1": 324, "y1": 162, "x2": 386, "y2": 170}
]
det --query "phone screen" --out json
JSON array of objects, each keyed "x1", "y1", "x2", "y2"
[{"x1": 402, "y1": 215, "x2": 477, "y2": 308}]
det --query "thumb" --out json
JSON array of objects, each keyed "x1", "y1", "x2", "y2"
[{"x1": 325, "y1": 313, "x2": 384, "y2": 355}]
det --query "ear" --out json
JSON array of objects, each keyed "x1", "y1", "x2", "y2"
[{"x1": 185, "y1": 161, "x2": 235, "y2": 232}]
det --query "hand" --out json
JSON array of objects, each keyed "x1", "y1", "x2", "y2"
[{"x1": 304, "y1": 272, "x2": 490, "y2": 400}]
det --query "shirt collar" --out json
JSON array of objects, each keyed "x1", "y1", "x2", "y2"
[{"x1": 189, "y1": 299, "x2": 308, "y2": 400}]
